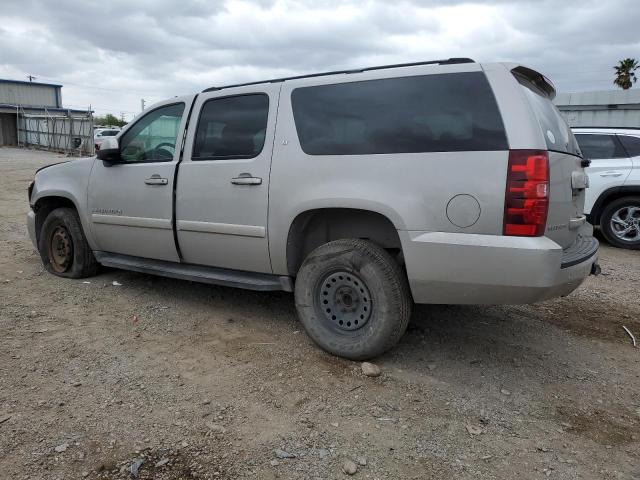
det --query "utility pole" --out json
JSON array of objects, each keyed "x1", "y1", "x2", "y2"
[
  {"x1": 140, "y1": 98, "x2": 146, "y2": 112},
  {"x1": 27, "y1": 74, "x2": 37, "y2": 82},
  {"x1": 120, "y1": 112, "x2": 125, "y2": 123}
]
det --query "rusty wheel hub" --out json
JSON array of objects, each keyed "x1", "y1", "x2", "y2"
[{"x1": 48, "y1": 225, "x2": 73, "y2": 273}]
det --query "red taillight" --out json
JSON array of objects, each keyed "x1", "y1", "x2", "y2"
[{"x1": 503, "y1": 150, "x2": 549, "y2": 237}]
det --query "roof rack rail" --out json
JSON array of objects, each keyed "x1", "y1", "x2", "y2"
[{"x1": 202, "y1": 58, "x2": 475, "y2": 92}]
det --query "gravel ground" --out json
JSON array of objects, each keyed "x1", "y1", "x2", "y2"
[{"x1": 1, "y1": 146, "x2": 639, "y2": 480}]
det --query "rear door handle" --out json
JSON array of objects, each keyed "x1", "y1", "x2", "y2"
[
  {"x1": 231, "y1": 175, "x2": 262, "y2": 186},
  {"x1": 600, "y1": 171, "x2": 623, "y2": 177},
  {"x1": 144, "y1": 175, "x2": 168, "y2": 185}
]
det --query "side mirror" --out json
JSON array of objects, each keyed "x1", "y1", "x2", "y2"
[{"x1": 97, "y1": 137, "x2": 123, "y2": 164}]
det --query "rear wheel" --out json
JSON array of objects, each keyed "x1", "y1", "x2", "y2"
[
  {"x1": 38, "y1": 207, "x2": 99, "y2": 278},
  {"x1": 600, "y1": 196, "x2": 640, "y2": 250},
  {"x1": 294, "y1": 239, "x2": 412, "y2": 360}
]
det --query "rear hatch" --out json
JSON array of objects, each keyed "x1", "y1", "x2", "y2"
[{"x1": 513, "y1": 67, "x2": 586, "y2": 249}]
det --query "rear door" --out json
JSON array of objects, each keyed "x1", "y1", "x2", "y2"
[
  {"x1": 574, "y1": 133, "x2": 632, "y2": 214},
  {"x1": 175, "y1": 86, "x2": 279, "y2": 273},
  {"x1": 513, "y1": 69, "x2": 586, "y2": 248}
]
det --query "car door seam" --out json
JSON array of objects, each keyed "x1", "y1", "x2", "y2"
[
  {"x1": 265, "y1": 83, "x2": 283, "y2": 274},
  {"x1": 172, "y1": 94, "x2": 199, "y2": 262}
]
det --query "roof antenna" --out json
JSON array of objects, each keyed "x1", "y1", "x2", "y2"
[{"x1": 27, "y1": 75, "x2": 37, "y2": 82}]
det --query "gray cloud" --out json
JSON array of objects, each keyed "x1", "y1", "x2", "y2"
[{"x1": 0, "y1": 0, "x2": 638, "y2": 119}]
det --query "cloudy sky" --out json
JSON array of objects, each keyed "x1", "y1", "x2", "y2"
[{"x1": 1, "y1": 0, "x2": 638, "y2": 120}]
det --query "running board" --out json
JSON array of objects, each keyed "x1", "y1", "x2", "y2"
[{"x1": 94, "y1": 252, "x2": 293, "y2": 292}]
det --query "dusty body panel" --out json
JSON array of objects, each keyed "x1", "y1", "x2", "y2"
[
  {"x1": 268, "y1": 62, "x2": 510, "y2": 276},
  {"x1": 28, "y1": 61, "x2": 598, "y2": 306},
  {"x1": 28, "y1": 157, "x2": 97, "y2": 249}
]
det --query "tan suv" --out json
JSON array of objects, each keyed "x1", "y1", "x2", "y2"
[{"x1": 27, "y1": 58, "x2": 599, "y2": 359}]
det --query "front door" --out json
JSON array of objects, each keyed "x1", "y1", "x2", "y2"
[
  {"x1": 176, "y1": 86, "x2": 280, "y2": 273},
  {"x1": 88, "y1": 99, "x2": 191, "y2": 262}
]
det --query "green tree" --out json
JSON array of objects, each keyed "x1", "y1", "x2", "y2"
[
  {"x1": 613, "y1": 58, "x2": 639, "y2": 90},
  {"x1": 94, "y1": 113, "x2": 127, "y2": 127}
]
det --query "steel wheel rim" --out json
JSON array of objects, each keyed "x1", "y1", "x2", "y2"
[
  {"x1": 48, "y1": 225, "x2": 73, "y2": 273},
  {"x1": 610, "y1": 206, "x2": 640, "y2": 242},
  {"x1": 317, "y1": 271, "x2": 372, "y2": 331}
]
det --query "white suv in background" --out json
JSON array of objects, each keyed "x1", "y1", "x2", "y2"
[{"x1": 573, "y1": 128, "x2": 640, "y2": 249}]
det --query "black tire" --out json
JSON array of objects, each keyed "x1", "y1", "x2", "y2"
[
  {"x1": 294, "y1": 239, "x2": 412, "y2": 360},
  {"x1": 600, "y1": 196, "x2": 640, "y2": 250},
  {"x1": 38, "y1": 207, "x2": 99, "y2": 278}
]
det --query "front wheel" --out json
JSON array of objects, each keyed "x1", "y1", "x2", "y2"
[
  {"x1": 294, "y1": 239, "x2": 412, "y2": 360},
  {"x1": 38, "y1": 207, "x2": 99, "y2": 278},
  {"x1": 600, "y1": 196, "x2": 640, "y2": 250}
]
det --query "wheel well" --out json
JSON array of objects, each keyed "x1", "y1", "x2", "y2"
[
  {"x1": 286, "y1": 208, "x2": 402, "y2": 276},
  {"x1": 592, "y1": 188, "x2": 640, "y2": 225},
  {"x1": 33, "y1": 196, "x2": 76, "y2": 244}
]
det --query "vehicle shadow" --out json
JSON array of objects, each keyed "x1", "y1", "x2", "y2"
[{"x1": 100, "y1": 267, "x2": 583, "y2": 386}]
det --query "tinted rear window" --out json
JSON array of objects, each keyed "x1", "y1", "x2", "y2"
[
  {"x1": 291, "y1": 72, "x2": 507, "y2": 155},
  {"x1": 574, "y1": 134, "x2": 627, "y2": 159},
  {"x1": 515, "y1": 74, "x2": 580, "y2": 156},
  {"x1": 619, "y1": 134, "x2": 640, "y2": 157}
]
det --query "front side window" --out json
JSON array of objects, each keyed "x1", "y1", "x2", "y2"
[
  {"x1": 618, "y1": 135, "x2": 640, "y2": 157},
  {"x1": 193, "y1": 94, "x2": 269, "y2": 160},
  {"x1": 291, "y1": 72, "x2": 507, "y2": 156},
  {"x1": 120, "y1": 103, "x2": 185, "y2": 163},
  {"x1": 574, "y1": 134, "x2": 627, "y2": 160}
]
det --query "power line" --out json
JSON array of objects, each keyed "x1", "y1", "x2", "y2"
[
  {"x1": 65, "y1": 103, "x2": 139, "y2": 114},
  {"x1": 24, "y1": 73, "x2": 166, "y2": 98}
]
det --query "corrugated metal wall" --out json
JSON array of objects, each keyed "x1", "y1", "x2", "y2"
[
  {"x1": 0, "y1": 82, "x2": 59, "y2": 108},
  {"x1": 555, "y1": 89, "x2": 640, "y2": 128},
  {"x1": 558, "y1": 108, "x2": 640, "y2": 128}
]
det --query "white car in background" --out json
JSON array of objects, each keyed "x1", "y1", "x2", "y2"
[
  {"x1": 94, "y1": 128, "x2": 121, "y2": 151},
  {"x1": 573, "y1": 127, "x2": 640, "y2": 249}
]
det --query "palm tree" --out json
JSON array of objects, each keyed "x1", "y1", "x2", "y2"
[{"x1": 613, "y1": 58, "x2": 639, "y2": 90}]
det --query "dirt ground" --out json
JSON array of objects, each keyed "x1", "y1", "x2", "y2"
[{"x1": 1, "y1": 146, "x2": 639, "y2": 480}]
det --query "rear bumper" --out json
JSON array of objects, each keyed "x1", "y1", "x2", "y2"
[{"x1": 400, "y1": 226, "x2": 598, "y2": 305}]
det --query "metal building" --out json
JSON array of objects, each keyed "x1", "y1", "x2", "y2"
[
  {"x1": 555, "y1": 89, "x2": 640, "y2": 128},
  {"x1": 0, "y1": 78, "x2": 94, "y2": 155}
]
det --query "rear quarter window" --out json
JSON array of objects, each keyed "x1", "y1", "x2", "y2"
[
  {"x1": 291, "y1": 72, "x2": 507, "y2": 155},
  {"x1": 618, "y1": 135, "x2": 640, "y2": 157},
  {"x1": 514, "y1": 73, "x2": 580, "y2": 156}
]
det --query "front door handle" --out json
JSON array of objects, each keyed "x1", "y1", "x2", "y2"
[
  {"x1": 231, "y1": 174, "x2": 262, "y2": 186},
  {"x1": 145, "y1": 174, "x2": 168, "y2": 185},
  {"x1": 600, "y1": 171, "x2": 623, "y2": 177}
]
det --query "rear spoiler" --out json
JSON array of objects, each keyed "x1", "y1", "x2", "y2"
[{"x1": 511, "y1": 66, "x2": 556, "y2": 100}]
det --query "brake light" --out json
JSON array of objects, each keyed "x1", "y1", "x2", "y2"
[{"x1": 503, "y1": 150, "x2": 549, "y2": 237}]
